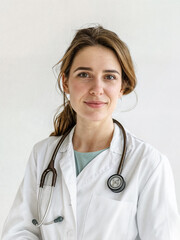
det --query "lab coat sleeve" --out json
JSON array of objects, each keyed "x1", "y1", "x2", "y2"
[
  {"x1": 137, "y1": 154, "x2": 180, "y2": 240},
  {"x1": 1, "y1": 145, "x2": 41, "y2": 240}
]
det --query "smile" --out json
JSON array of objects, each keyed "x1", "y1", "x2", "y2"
[{"x1": 84, "y1": 101, "x2": 107, "y2": 108}]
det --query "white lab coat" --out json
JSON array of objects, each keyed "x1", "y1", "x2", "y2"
[{"x1": 2, "y1": 124, "x2": 180, "y2": 240}]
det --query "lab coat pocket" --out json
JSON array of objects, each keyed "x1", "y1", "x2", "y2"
[{"x1": 83, "y1": 194, "x2": 133, "y2": 240}]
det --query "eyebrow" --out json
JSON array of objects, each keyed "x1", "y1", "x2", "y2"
[{"x1": 73, "y1": 67, "x2": 120, "y2": 75}]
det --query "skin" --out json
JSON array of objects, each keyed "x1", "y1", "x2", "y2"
[{"x1": 62, "y1": 45, "x2": 123, "y2": 152}]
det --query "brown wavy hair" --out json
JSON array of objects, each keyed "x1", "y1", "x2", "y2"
[{"x1": 50, "y1": 25, "x2": 137, "y2": 136}]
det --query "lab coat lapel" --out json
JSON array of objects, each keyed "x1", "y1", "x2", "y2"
[{"x1": 58, "y1": 128, "x2": 77, "y2": 223}]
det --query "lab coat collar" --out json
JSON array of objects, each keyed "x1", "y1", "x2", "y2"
[
  {"x1": 110, "y1": 123, "x2": 132, "y2": 155},
  {"x1": 58, "y1": 126, "x2": 76, "y2": 153}
]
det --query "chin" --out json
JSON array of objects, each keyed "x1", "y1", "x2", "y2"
[{"x1": 79, "y1": 112, "x2": 112, "y2": 123}]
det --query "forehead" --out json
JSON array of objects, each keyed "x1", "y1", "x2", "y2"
[{"x1": 70, "y1": 45, "x2": 121, "y2": 72}]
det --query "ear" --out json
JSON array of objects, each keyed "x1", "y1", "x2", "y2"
[{"x1": 62, "y1": 73, "x2": 70, "y2": 94}]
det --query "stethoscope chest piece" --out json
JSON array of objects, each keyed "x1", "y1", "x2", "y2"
[{"x1": 107, "y1": 174, "x2": 126, "y2": 193}]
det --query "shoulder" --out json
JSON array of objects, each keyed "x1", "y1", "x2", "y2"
[
  {"x1": 32, "y1": 136, "x2": 62, "y2": 157},
  {"x1": 126, "y1": 129, "x2": 168, "y2": 165},
  {"x1": 125, "y1": 129, "x2": 170, "y2": 187},
  {"x1": 121, "y1": 130, "x2": 175, "y2": 199},
  {"x1": 112, "y1": 123, "x2": 167, "y2": 165},
  {"x1": 25, "y1": 136, "x2": 63, "y2": 174},
  {"x1": 112, "y1": 123, "x2": 169, "y2": 179},
  {"x1": 34, "y1": 135, "x2": 61, "y2": 147},
  {"x1": 126, "y1": 129, "x2": 166, "y2": 157}
]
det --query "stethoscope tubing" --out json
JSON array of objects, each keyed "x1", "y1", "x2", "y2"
[
  {"x1": 39, "y1": 127, "x2": 72, "y2": 188},
  {"x1": 113, "y1": 119, "x2": 127, "y2": 175},
  {"x1": 35, "y1": 187, "x2": 54, "y2": 227}
]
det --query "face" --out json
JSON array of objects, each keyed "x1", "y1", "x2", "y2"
[{"x1": 62, "y1": 45, "x2": 123, "y2": 123}]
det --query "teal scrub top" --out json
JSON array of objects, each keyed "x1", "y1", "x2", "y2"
[{"x1": 74, "y1": 149, "x2": 108, "y2": 176}]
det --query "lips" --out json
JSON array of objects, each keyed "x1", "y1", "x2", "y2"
[{"x1": 84, "y1": 101, "x2": 107, "y2": 108}]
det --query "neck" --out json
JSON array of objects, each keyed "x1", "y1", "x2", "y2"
[{"x1": 72, "y1": 117, "x2": 114, "y2": 152}]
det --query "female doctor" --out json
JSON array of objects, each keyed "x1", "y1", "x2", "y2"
[{"x1": 2, "y1": 25, "x2": 180, "y2": 240}]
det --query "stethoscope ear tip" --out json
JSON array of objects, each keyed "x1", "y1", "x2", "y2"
[
  {"x1": 32, "y1": 219, "x2": 38, "y2": 226},
  {"x1": 54, "y1": 216, "x2": 64, "y2": 223}
]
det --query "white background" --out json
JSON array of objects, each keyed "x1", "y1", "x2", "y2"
[{"x1": 0, "y1": 0, "x2": 180, "y2": 235}]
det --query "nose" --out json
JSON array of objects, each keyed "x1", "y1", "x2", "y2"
[{"x1": 89, "y1": 78, "x2": 104, "y2": 96}]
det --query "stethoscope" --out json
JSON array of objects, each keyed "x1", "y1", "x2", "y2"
[{"x1": 32, "y1": 119, "x2": 127, "y2": 227}]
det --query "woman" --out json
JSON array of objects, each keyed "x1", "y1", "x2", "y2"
[{"x1": 2, "y1": 25, "x2": 180, "y2": 240}]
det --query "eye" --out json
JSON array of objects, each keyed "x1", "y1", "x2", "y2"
[
  {"x1": 105, "y1": 74, "x2": 116, "y2": 80},
  {"x1": 77, "y1": 72, "x2": 90, "y2": 78}
]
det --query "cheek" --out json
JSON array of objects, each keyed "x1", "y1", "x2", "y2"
[
  {"x1": 69, "y1": 81, "x2": 85, "y2": 94},
  {"x1": 69, "y1": 82, "x2": 87, "y2": 106},
  {"x1": 108, "y1": 85, "x2": 122, "y2": 98},
  {"x1": 69, "y1": 82, "x2": 90, "y2": 102}
]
